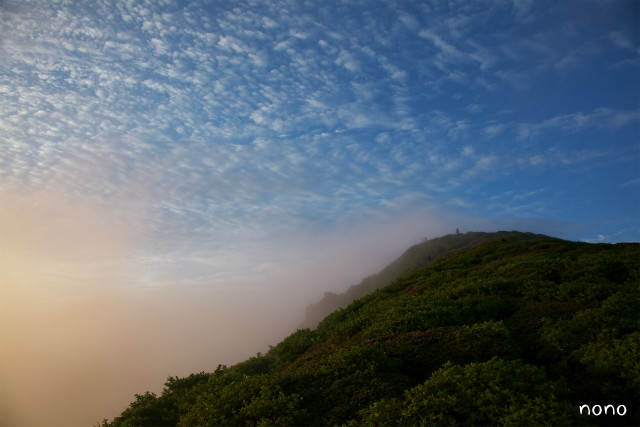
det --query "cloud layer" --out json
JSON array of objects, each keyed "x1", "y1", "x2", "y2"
[{"x1": 2, "y1": 1, "x2": 638, "y2": 251}]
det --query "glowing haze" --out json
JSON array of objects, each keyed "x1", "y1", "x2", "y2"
[{"x1": 1, "y1": 0, "x2": 639, "y2": 425}]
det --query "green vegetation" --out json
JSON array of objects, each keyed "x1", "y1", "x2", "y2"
[
  {"x1": 101, "y1": 231, "x2": 639, "y2": 426},
  {"x1": 300, "y1": 231, "x2": 548, "y2": 328}
]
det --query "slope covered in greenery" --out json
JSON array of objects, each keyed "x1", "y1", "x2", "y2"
[
  {"x1": 300, "y1": 231, "x2": 549, "y2": 328},
  {"x1": 102, "y1": 232, "x2": 640, "y2": 426}
]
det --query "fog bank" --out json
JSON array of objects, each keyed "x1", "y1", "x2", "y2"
[
  {"x1": 0, "y1": 189, "x2": 460, "y2": 426},
  {"x1": 1, "y1": 185, "x2": 584, "y2": 425}
]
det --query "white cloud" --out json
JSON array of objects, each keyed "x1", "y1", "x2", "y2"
[
  {"x1": 621, "y1": 177, "x2": 640, "y2": 187},
  {"x1": 419, "y1": 28, "x2": 466, "y2": 68},
  {"x1": 608, "y1": 31, "x2": 638, "y2": 53},
  {"x1": 397, "y1": 12, "x2": 419, "y2": 30},
  {"x1": 512, "y1": 0, "x2": 534, "y2": 20},
  {"x1": 483, "y1": 123, "x2": 506, "y2": 138},
  {"x1": 518, "y1": 108, "x2": 640, "y2": 140},
  {"x1": 335, "y1": 49, "x2": 361, "y2": 72},
  {"x1": 262, "y1": 16, "x2": 278, "y2": 29}
]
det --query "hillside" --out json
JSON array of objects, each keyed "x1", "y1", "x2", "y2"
[
  {"x1": 300, "y1": 230, "x2": 551, "y2": 328},
  {"x1": 102, "y1": 231, "x2": 640, "y2": 426}
]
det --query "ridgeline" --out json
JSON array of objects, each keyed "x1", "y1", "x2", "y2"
[
  {"x1": 101, "y1": 231, "x2": 639, "y2": 426},
  {"x1": 300, "y1": 230, "x2": 551, "y2": 329}
]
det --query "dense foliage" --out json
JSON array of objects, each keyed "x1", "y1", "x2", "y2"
[
  {"x1": 300, "y1": 231, "x2": 543, "y2": 328},
  {"x1": 101, "y1": 231, "x2": 639, "y2": 426}
]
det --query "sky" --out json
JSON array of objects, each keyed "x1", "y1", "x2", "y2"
[{"x1": 0, "y1": 0, "x2": 639, "y2": 425}]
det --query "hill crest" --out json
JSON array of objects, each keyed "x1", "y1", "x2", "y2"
[{"x1": 300, "y1": 230, "x2": 552, "y2": 328}]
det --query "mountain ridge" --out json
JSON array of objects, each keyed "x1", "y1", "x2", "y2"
[
  {"x1": 300, "y1": 230, "x2": 553, "y2": 328},
  {"x1": 102, "y1": 230, "x2": 639, "y2": 427}
]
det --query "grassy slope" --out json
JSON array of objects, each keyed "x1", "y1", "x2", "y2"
[
  {"x1": 300, "y1": 231, "x2": 549, "y2": 329},
  {"x1": 103, "y1": 231, "x2": 640, "y2": 427}
]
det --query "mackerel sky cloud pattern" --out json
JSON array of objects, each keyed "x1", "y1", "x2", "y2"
[{"x1": 1, "y1": 0, "x2": 639, "y2": 285}]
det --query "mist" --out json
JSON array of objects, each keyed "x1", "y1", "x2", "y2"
[
  {"x1": 0, "y1": 284, "x2": 307, "y2": 426},
  {"x1": 0, "y1": 184, "x2": 585, "y2": 426},
  {"x1": 0, "y1": 187, "x2": 465, "y2": 426}
]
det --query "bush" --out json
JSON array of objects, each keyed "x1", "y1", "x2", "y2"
[
  {"x1": 267, "y1": 328, "x2": 318, "y2": 368},
  {"x1": 357, "y1": 358, "x2": 582, "y2": 426}
]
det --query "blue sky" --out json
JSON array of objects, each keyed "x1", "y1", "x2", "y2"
[
  {"x1": 1, "y1": 1, "x2": 639, "y2": 424},
  {"x1": 1, "y1": 0, "x2": 639, "y2": 287},
  {"x1": 2, "y1": 0, "x2": 639, "y2": 291}
]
